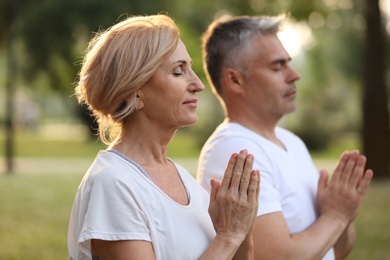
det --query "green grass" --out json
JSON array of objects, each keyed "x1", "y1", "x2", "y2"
[
  {"x1": 0, "y1": 173, "x2": 81, "y2": 259},
  {"x1": 0, "y1": 127, "x2": 200, "y2": 158},
  {"x1": 0, "y1": 172, "x2": 389, "y2": 259},
  {"x1": 346, "y1": 180, "x2": 390, "y2": 260},
  {"x1": 0, "y1": 129, "x2": 104, "y2": 158}
]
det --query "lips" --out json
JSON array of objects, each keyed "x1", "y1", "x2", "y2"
[
  {"x1": 285, "y1": 88, "x2": 297, "y2": 98},
  {"x1": 287, "y1": 90, "x2": 296, "y2": 97},
  {"x1": 183, "y1": 99, "x2": 198, "y2": 108}
]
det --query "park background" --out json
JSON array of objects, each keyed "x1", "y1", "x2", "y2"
[{"x1": 1, "y1": 0, "x2": 390, "y2": 259}]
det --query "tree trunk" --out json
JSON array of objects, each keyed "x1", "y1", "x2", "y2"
[
  {"x1": 4, "y1": 3, "x2": 16, "y2": 174},
  {"x1": 362, "y1": 0, "x2": 390, "y2": 179}
]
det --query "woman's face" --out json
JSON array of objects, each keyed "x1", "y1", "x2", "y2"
[{"x1": 137, "y1": 40, "x2": 204, "y2": 129}]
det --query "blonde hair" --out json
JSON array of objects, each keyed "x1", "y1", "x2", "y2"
[{"x1": 75, "y1": 14, "x2": 180, "y2": 144}]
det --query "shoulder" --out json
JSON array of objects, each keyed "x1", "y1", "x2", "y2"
[
  {"x1": 201, "y1": 123, "x2": 275, "y2": 161},
  {"x1": 198, "y1": 123, "x2": 273, "y2": 182},
  {"x1": 276, "y1": 126, "x2": 311, "y2": 153},
  {"x1": 276, "y1": 126, "x2": 307, "y2": 147},
  {"x1": 276, "y1": 126, "x2": 299, "y2": 139},
  {"x1": 83, "y1": 151, "x2": 144, "y2": 189}
]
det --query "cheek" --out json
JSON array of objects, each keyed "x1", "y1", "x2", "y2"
[{"x1": 164, "y1": 95, "x2": 184, "y2": 117}]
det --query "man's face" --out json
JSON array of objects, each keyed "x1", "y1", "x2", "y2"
[{"x1": 241, "y1": 34, "x2": 300, "y2": 121}]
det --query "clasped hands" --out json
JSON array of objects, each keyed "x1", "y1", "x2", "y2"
[
  {"x1": 317, "y1": 150, "x2": 373, "y2": 225},
  {"x1": 208, "y1": 149, "x2": 260, "y2": 245}
]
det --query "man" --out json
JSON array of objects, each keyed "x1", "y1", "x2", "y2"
[{"x1": 197, "y1": 15, "x2": 373, "y2": 259}]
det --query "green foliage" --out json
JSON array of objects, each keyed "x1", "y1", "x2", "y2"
[{"x1": 1, "y1": 0, "x2": 389, "y2": 174}]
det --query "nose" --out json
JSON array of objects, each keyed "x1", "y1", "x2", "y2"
[
  {"x1": 190, "y1": 70, "x2": 205, "y2": 92},
  {"x1": 287, "y1": 65, "x2": 300, "y2": 83}
]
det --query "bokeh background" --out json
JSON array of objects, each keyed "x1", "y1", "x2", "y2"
[{"x1": 0, "y1": 0, "x2": 389, "y2": 259}]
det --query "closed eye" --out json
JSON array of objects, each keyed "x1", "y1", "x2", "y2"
[
  {"x1": 171, "y1": 59, "x2": 193, "y2": 77},
  {"x1": 271, "y1": 58, "x2": 290, "y2": 71},
  {"x1": 173, "y1": 66, "x2": 184, "y2": 76}
]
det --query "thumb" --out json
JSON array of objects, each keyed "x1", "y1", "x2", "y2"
[
  {"x1": 209, "y1": 179, "x2": 220, "y2": 203},
  {"x1": 318, "y1": 170, "x2": 329, "y2": 194}
]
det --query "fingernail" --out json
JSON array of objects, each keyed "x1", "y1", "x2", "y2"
[{"x1": 240, "y1": 149, "x2": 248, "y2": 155}]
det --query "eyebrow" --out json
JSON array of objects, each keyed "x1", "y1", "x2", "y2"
[
  {"x1": 270, "y1": 57, "x2": 292, "y2": 65},
  {"x1": 171, "y1": 60, "x2": 193, "y2": 66}
]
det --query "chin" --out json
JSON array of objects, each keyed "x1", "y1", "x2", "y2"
[
  {"x1": 286, "y1": 104, "x2": 297, "y2": 113},
  {"x1": 180, "y1": 116, "x2": 198, "y2": 128}
]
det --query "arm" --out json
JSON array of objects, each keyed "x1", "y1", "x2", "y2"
[
  {"x1": 91, "y1": 240, "x2": 155, "y2": 260},
  {"x1": 252, "y1": 150, "x2": 373, "y2": 260},
  {"x1": 232, "y1": 231, "x2": 254, "y2": 260},
  {"x1": 334, "y1": 223, "x2": 356, "y2": 259}
]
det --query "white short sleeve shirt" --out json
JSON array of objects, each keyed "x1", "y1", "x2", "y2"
[
  {"x1": 68, "y1": 150, "x2": 215, "y2": 260},
  {"x1": 197, "y1": 122, "x2": 335, "y2": 260}
]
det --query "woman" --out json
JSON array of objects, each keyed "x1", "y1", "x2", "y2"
[{"x1": 68, "y1": 14, "x2": 260, "y2": 260}]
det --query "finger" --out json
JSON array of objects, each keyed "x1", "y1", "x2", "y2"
[
  {"x1": 239, "y1": 149, "x2": 249, "y2": 155},
  {"x1": 229, "y1": 150, "x2": 248, "y2": 192},
  {"x1": 219, "y1": 153, "x2": 238, "y2": 193},
  {"x1": 209, "y1": 179, "x2": 221, "y2": 203},
  {"x1": 339, "y1": 150, "x2": 360, "y2": 184},
  {"x1": 255, "y1": 170, "x2": 261, "y2": 202},
  {"x1": 317, "y1": 169, "x2": 329, "y2": 194},
  {"x1": 357, "y1": 169, "x2": 373, "y2": 196},
  {"x1": 247, "y1": 170, "x2": 260, "y2": 204},
  {"x1": 238, "y1": 154, "x2": 254, "y2": 197},
  {"x1": 331, "y1": 151, "x2": 351, "y2": 183},
  {"x1": 348, "y1": 155, "x2": 366, "y2": 189}
]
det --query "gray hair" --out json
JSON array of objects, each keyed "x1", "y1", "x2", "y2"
[{"x1": 202, "y1": 15, "x2": 284, "y2": 97}]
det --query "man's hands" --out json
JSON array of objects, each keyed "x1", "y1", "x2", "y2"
[
  {"x1": 208, "y1": 149, "x2": 260, "y2": 245},
  {"x1": 317, "y1": 150, "x2": 373, "y2": 225}
]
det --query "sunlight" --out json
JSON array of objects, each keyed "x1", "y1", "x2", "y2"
[
  {"x1": 381, "y1": 0, "x2": 390, "y2": 15},
  {"x1": 277, "y1": 20, "x2": 313, "y2": 58},
  {"x1": 380, "y1": 0, "x2": 390, "y2": 33}
]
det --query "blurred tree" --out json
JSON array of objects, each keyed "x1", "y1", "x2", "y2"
[
  {"x1": 362, "y1": 0, "x2": 389, "y2": 179},
  {"x1": 0, "y1": 0, "x2": 26, "y2": 173},
  {"x1": 0, "y1": 0, "x2": 175, "y2": 172},
  {"x1": 21, "y1": 0, "x2": 170, "y2": 93},
  {"x1": 16, "y1": 0, "x2": 201, "y2": 139},
  {"x1": 1, "y1": 0, "x2": 388, "y2": 178}
]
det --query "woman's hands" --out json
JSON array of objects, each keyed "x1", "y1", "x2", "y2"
[{"x1": 207, "y1": 149, "x2": 260, "y2": 257}]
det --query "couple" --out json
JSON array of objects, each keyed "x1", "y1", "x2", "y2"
[{"x1": 68, "y1": 14, "x2": 373, "y2": 260}]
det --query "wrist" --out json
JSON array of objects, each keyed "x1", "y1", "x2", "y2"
[
  {"x1": 215, "y1": 232, "x2": 245, "y2": 248},
  {"x1": 319, "y1": 212, "x2": 350, "y2": 231},
  {"x1": 201, "y1": 234, "x2": 243, "y2": 260}
]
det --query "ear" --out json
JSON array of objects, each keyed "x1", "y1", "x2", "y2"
[
  {"x1": 135, "y1": 90, "x2": 144, "y2": 110},
  {"x1": 223, "y1": 68, "x2": 245, "y2": 94}
]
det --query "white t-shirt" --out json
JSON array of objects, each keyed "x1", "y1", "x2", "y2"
[
  {"x1": 68, "y1": 150, "x2": 215, "y2": 260},
  {"x1": 197, "y1": 122, "x2": 335, "y2": 260}
]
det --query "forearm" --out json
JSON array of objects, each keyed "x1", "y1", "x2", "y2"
[
  {"x1": 253, "y1": 213, "x2": 350, "y2": 260},
  {"x1": 200, "y1": 234, "x2": 242, "y2": 260},
  {"x1": 287, "y1": 215, "x2": 350, "y2": 260},
  {"x1": 233, "y1": 235, "x2": 253, "y2": 260},
  {"x1": 333, "y1": 223, "x2": 356, "y2": 259}
]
